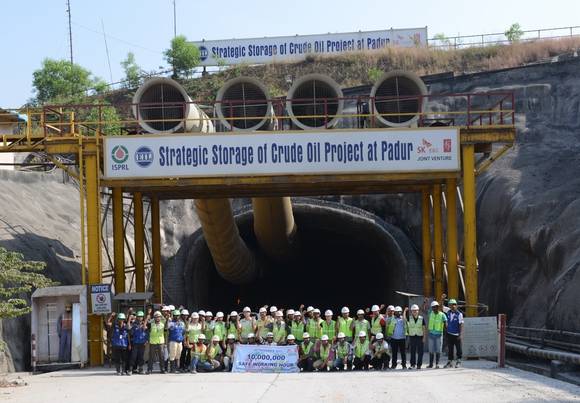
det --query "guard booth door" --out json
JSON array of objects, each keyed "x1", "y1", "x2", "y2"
[{"x1": 38, "y1": 303, "x2": 59, "y2": 363}]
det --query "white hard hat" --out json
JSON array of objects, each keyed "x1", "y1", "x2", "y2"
[
  {"x1": 153, "y1": 311, "x2": 162, "y2": 317},
  {"x1": 357, "y1": 309, "x2": 365, "y2": 315},
  {"x1": 205, "y1": 311, "x2": 213, "y2": 317},
  {"x1": 270, "y1": 306, "x2": 278, "y2": 313},
  {"x1": 198, "y1": 310, "x2": 205, "y2": 316},
  {"x1": 191, "y1": 312, "x2": 199, "y2": 319},
  {"x1": 337, "y1": 332, "x2": 346, "y2": 338},
  {"x1": 180, "y1": 309, "x2": 189, "y2": 315},
  {"x1": 275, "y1": 311, "x2": 283, "y2": 317},
  {"x1": 198, "y1": 334, "x2": 206, "y2": 340},
  {"x1": 394, "y1": 306, "x2": 403, "y2": 313},
  {"x1": 371, "y1": 305, "x2": 380, "y2": 312},
  {"x1": 358, "y1": 331, "x2": 367, "y2": 338},
  {"x1": 168, "y1": 305, "x2": 175, "y2": 311},
  {"x1": 227, "y1": 334, "x2": 235, "y2": 340},
  {"x1": 211, "y1": 335, "x2": 220, "y2": 342},
  {"x1": 162, "y1": 306, "x2": 170, "y2": 311},
  {"x1": 259, "y1": 307, "x2": 267, "y2": 313},
  {"x1": 266, "y1": 332, "x2": 274, "y2": 338},
  {"x1": 294, "y1": 310, "x2": 302, "y2": 316},
  {"x1": 313, "y1": 308, "x2": 321, "y2": 314},
  {"x1": 216, "y1": 312, "x2": 224, "y2": 318},
  {"x1": 303, "y1": 332, "x2": 310, "y2": 338},
  {"x1": 287, "y1": 309, "x2": 295, "y2": 315},
  {"x1": 341, "y1": 307, "x2": 350, "y2": 314},
  {"x1": 230, "y1": 311, "x2": 238, "y2": 316},
  {"x1": 320, "y1": 335, "x2": 329, "y2": 341},
  {"x1": 411, "y1": 304, "x2": 420, "y2": 311},
  {"x1": 243, "y1": 306, "x2": 251, "y2": 313},
  {"x1": 325, "y1": 310, "x2": 333, "y2": 316},
  {"x1": 248, "y1": 333, "x2": 255, "y2": 338},
  {"x1": 431, "y1": 301, "x2": 440, "y2": 307},
  {"x1": 376, "y1": 333, "x2": 384, "y2": 340},
  {"x1": 306, "y1": 306, "x2": 314, "y2": 312},
  {"x1": 387, "y1": 305, "x2": 395, "y2": 311},
  {"x1": 287, "y1": 334, "x2": 296, "y2": 341}
]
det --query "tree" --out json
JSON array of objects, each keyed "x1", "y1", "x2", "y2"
[
  {"x1": 32, "y1": 59, "x2": 106, "y2": 104},
  {"x1": 121, "y1": 52, "x2": 141, "y2": 89},
  {"x1": 505, "y1": 23, "x2": 524, "y2": 43},
  {"x1": 0, "y1": 247, "x2": 55, "y2": 319},
  {"x1": 164, "y1": 35, "x2": 200, "y2": 78},
  {"x1": 433, "y1": 33, "x2": 452, "y2": 49}
]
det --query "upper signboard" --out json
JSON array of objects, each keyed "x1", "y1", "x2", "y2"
[
  {"x1": 103, "y1": 128, "x2": 459, "y2": 180},
  {"x1": 191, "y1": 27, "x2": 428, "y2": 66}
]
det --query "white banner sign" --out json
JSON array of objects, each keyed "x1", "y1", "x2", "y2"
[
  {"x1": 192, "y1": 27, "x2": 428, "y2": 66},
  {"x1": 232, "y1": 344, "x2": 299, "y2": 373},
  {"x1": 103, "y1": 128, "x2": 460, "y2": 179},
  {"x1": 462, "y1": 316, "x2": 498, "y2": 358}
]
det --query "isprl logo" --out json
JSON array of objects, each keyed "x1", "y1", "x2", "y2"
[
  {"x1": 111, "y1": 145, "x2": 129, "y2": 171},
  {"x1": 135, "y1": 146, "x2": 154, "y2": 168}
]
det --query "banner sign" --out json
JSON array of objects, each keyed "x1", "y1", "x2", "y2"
[
  {"x1": 462, "y1": 316, "x2": 498, "y2": 358},
  {"x1": 103, "y1": 128, "x2": 459, "y2": 179},
  {"x1": 232, "y1": 344, "x2": 299, "y2": 373},
  {"x1": 90, "y1": 284, "x2": 112, "y2": 314},
  {"x1": 192, "y1": 27, "x2": 428, "y2": 66}
]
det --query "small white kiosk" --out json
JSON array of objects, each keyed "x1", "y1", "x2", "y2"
[{"x1": 31, "y1": 285, "x2": 88, "y2": 371}]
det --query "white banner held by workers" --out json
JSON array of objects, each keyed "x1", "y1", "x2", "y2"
[
  {"x1": 232, "y1": 344, "x2": 299, "y2": 373},
  {"x1": 192, "y1": 27, "x2": 428, "y2": 66},
  {"x1": 103, "y1": 128, "x2": 460, "y2": 179}
]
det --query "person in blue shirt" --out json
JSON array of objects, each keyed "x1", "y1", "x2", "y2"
[
  {"x1": 106, "y1": 312, "x2": 130, "y2": 375},
  {"x1": 444, "y1": 299, "x2": 464, "y2": 368},
  {"x1": 167, "y1": 310, "x2": 186, "y2": 373},
  {"x1": 129, "y1": 310, "x2": 149, "y2": 374}
]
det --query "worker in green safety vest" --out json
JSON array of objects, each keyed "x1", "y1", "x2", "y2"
[
  {"x1": 369, "y1": 305, "x2": 385, "y2": 341},
  {"x1": 213, "y1": 312, "x2": 226, "y2": 348},
  {"x1": 298, "y1": 332, "x2": 315, "y2": 372},
  {"x1": 313, "y1": 335, "x2": 334, "y2": 371},
  {"x1": 332, "y1": 332, "x2": 353, "y2": 371},
  {"x1": 386, "y1": 306, "x2": 408, "y2": 369},
  {"x1": 256, "y1": 307, "x2": 271, "y2": 343},
  {"x1": 203, "y1": 311, "x2": 214, "y2": 341},
  {"x1": 306, "y1": 309, "x2": 323, "y2": 341},
  {"x1": 223, "y1": 334, "x2": 237, "y2": 372},
  {"x1": 351, "y1": 309, "x2": 370, "y2": 340},
  {"x1": 290, "y1": 311, "x2": 305, "y2": 343},
  {"x1": 272, "y1": 311, "x2": 287, "y2": 345},
  {"x1": 337, "y1": 307, "x2": 353, "y2": 343},
  {"x1": 353, "y1": 331, "x2": 371, "y2": 371},
  {"x1": 405, "y1": 304, "x2": 426, "y2": 369},
  {"x1": 427, "y1": 300, "x2": 447, "y2": 368},
  {"x1": 185, "y1": 312, "x2": 202, "y2": 370},
  {"x1": 226, "y1": 311, "x2": 240, "y2": 341},
  {"x1": 146, "y1": 311, "x2": 166, "y2": 374},
  {"x1": 321, "y1": 310, "x2": 336, "y2": 342},
  {"x1": 239, "y1": 307, "x2": 256, "y2": 343},
  {"x1": 370, "y1": 332, "x2": 390, "y2": 370}
]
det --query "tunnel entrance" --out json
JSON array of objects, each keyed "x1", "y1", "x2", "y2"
[{"x1": 180, "y1": 199, "x2": 421, "y2": 313}]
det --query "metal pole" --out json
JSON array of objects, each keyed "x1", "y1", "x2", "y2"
[
  {"x1": 173, "y1": 0, "x2": 177, "y2": 38},
  {"x1": 462, "y1": 144, "x2": 478, "y2": 317},
  {"x1": 445, "y1": 178, "x2": 459, "y2": 299},
  {"x1": 151, "y1": 195, "x2": 162, "y2": 303},
  {"x1": 112, "y1": 187, "x2": 125, "y2": 294},
  {"x1": 85, "y1": 141, "x2": 103, "y2": 365},
  {"x1": 134, "y1": 192, "x2": 145, "y2": 292},
  {"x1": 433, "y1": 184, "x2": 444, "y2": 301},
  {"x1": 421, "y1": 189, "x2": 433, "y2": 297},
  {"x1": 498, "y1": 314, "x2": 506, "y2": 367}
]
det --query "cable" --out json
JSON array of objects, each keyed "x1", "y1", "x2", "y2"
[{"x1": 71, "y1": 21, "x2": 162, "y2": 54}]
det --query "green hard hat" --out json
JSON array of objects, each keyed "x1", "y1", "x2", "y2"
[
  {"x1": 117, "y1": 313, "x2": 126, "y2": 320},
  {"x1": 136, "y1": 311, "x2": 145, "y2": 317},
  {"x1": 173, "y1": 310, "x2": 181, "y2": 316},
  {"x1": 449, "y1": 299, "x2": 457, "y2": 305}
]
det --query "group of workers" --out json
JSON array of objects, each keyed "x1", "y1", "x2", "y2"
[{"x1": 105, "y1": 298, "x2": 464, "y2": 375}]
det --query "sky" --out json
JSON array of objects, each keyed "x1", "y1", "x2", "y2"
[{"x1": 1, "y1": 0, "x2": 579, "y2": 106}]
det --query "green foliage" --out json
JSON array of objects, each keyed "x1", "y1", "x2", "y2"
[
  {"x1": 0, "y1": 247, "x2": 56, "y2": 319},
  {"x1": 121, "y1": 52, "x2": 141, "y2": 89},
  {"x1": 82, "y1": 100, "x2": 123, "y2": 136},
  {"x1": 32, "y1": 59, "x2": 105, "y2": 104},
  {"x1": 164, "y1": 35, "x2": 200, "y2": 78},
  {"x1": 367, "y1": 67, "x2": 383, "y2": 83},
  {"x1": 505, "y1": 23, "x2": 524, "y2": 42},
  {"x1": 433, "y1": 33, "x2": 452, "y2": 48}
]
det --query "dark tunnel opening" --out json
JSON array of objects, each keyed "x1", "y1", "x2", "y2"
[{"x1": 182, "y1": 199, "x2": 422, "y2": 313}]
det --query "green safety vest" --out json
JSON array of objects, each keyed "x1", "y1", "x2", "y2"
[
  {"x1": 321, "y1": 320, "x2": 336, "y2": 340},
  {"x1": 428, "y1": 311, "x2": 446, "y2": 334},
  {"x1": 206, "y1": 344, "x2": 222, "y2": 360},
  {"x1": 320, "y1": 344, "x2": 331, "y2": 360},
  {"x1": 302, "y1": 342, "x2": 313, "y2": 356},
  {"x1": 370, "y1": 316, "x2": 383, "y2": 335},
  {"x1": 191, "y1": 343, "x2": 206, "y2": 358},
  {"x1": 273, "y1": 322, "x2": 287, "y2": 344},
  {"x1": 204, "y1": 321, "x2": 215, "y2": 340},
  {"x1": 187, "y1": 322, "x2": 202, "y2": 343},
  {"x1": 149, "y1": 322, "x2": 165, "y2": 345},
  {"x1": 213, "y1": 321, "x2": 226, "y2": 341},
  {"x1": 354, "y1": 339, "x2": 369, "y2": 359},
  {"x1": 307, "y1": 318, "x2": 322, "y2": 339},
  {"x1": 407, "y1": 315, "x2": 424, "y2": 336},
  {"x1": 354, "y1": 320, "x2": 369, "y2": 337},
  {"x1": 338, "y1": 317, "x2": 353, "y2": 338},
  {"x1": 336, "y1": 342, "x2": 350, "y2": 359},
  {"x1": 240, "y1": 319, "x2": 254, "y2": 338},
  {"x1": 291, "y1": 321, "x2": 304, "y2": 341},
  {"x1": 227, "y1": 322, "x2": 238, "y2": 339},
  {"x1": 386, "y1": 317, "x2": 407, "y2": 337},
  {"x1": 256, "y1": 319, "x2": 270, "y2": 339}
]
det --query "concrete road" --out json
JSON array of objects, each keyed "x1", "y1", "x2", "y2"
[{"x1": 2, "y1": 361, "x2": 580, "y2": 403}]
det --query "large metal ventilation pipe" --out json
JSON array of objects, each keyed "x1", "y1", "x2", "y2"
[
  {"x1": 132, "y1": 77, "x2": 213, "y2": 134},
  {"x1": 370, "y1": 70, "x2": 427, "y2": 127},
  {"x1": 215, "y1": 77, "x2": 275, "y2": 131},
  {"x1": 286, "y1": 74, "x2": 344, "y2": 130}
]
